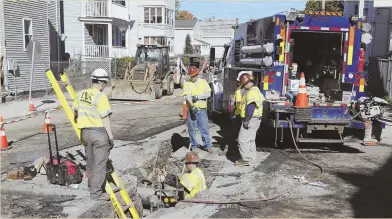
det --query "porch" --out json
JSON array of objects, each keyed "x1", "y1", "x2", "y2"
[{"x1": 84, "y1": 23, "x2": 129, "y2": 58}]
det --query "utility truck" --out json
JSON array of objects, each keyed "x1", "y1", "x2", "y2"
[{"x1": 207, "y1": 9, "x2": 386, "y2": 145}]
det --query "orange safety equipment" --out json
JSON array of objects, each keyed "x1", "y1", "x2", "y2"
[
  {"x1": 187, "y1": 66, "x2": 200, "y2": 77},
  {"x1": 239, "y1": 73, "x2": 254, "y2": 87},
  {"x1": 185, "y1": 151, "x2": 200, "y2": 163}
]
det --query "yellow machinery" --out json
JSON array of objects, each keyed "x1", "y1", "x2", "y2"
[{"x1": 46, "y1": 70, "x2": 140, "y2": 219}]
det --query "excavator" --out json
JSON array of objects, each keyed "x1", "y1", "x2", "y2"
[{"x1": 109, "y1": 44, "x2": 177, "y2": 100}]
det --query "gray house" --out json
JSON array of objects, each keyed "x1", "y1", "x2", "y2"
[{"x1": 0, "y1": 0, "x2": 61, "y2": 94}]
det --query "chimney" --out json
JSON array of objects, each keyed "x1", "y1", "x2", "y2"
[{"x1": 236, "y1": 18, "x2": 238, "y2": 25}]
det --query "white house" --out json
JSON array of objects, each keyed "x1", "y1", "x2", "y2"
[
  {"x1": 174, "y1": 18, "x2": 211, "y2": 56},
  {"x1": 199, "y1": 19, "x2": 237, "y2": 58},
  {"x1": 128, "y1": 0, "x2": 175, "y2": 56}
]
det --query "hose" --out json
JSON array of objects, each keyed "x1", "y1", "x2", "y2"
[{"x1": 179, "y1": 118, "x2": 325, "y2": 205}]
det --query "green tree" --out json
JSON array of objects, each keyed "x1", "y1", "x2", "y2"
[
  {"x1": 304, "y1": 0, "x2": 344, "y2": 12},
  {"x1": 175, "y1": 0, "x2": 181, "y2": 12},
  {"x1": 184, "y1": 34, "x2": 194, "y2": 54}
]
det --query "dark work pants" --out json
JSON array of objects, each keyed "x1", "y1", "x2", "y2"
[{"x1": 81, "y1": 128, "x2": 111, "y2": 198}]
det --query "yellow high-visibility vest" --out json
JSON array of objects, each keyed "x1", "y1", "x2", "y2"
[
  {"x1": 179, "y1": 167, "x2": 207, "y2": 198},
  {"x1": 234, "y1": 88, "x2": 246, "y2": 116},
  {"x1": 240, "y1": 86, "x2": 265, "y2": 118},
  {"x1": 181, "y1": 78, "x2": 211, "y2": 109},
  {"x1": 72, "y1": 88, "x2": 112, "y2": 129}
]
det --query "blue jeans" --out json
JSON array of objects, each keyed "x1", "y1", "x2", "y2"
[{"x1": 187, "y1": 109, "x2": 212, "y2": 149}]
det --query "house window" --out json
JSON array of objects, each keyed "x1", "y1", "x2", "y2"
[
  {"x1": 23, "y1": 18, "x2": 33, "y2": 50},
  {"x1": 144, "y1": 7, "x2": 165, "y2": 24},
  {"x1": 165, "y1": 9, "x2": 169, "y2": 24},
  {"x1": 112, "y1": 0, "x2": 125, "y2": 6},
  {"x1": 112, "y1": 27, "x2": 126, "y2": 47},
  {"x1": 144, "y1": 36, "x2": 166, "y2": 45}
]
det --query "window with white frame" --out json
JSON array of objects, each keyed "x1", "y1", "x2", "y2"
[
  {"x1": 144, "y1": 7, "x2": 174, "y2": 25},
  {"x1": 23, "y1": 18, "x2": 33, "y2": 50},
  {"x1": 144, "y1": 36, "x2": 166, "y2": 45},
  {"x1": 112, "y1": 0, "x2": 125, "y2": 6},
  {"x1": 112, "y1": 27, "x2": 126, "y2": 47}
]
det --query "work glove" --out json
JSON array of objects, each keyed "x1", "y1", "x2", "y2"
[
  {"x1": 109, "y1": 139, "x2": 114, "y2": 150},
  {"x1": 243, "y1": 122, "x2": 249, "y2": 130},
  {"x1": 192, "y1": 96, "x2": 199, "y2": 103}
]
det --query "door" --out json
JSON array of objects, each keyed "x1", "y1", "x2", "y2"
[{"x1": 97, "y1": 25, "x2": 106, "y2": 45}]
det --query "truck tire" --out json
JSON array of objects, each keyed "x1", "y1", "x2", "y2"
[
  {"x1": 154, "y1": 83, "x2": 163, "y2": 99},
  {"x1": 166, "y1": 74, "x2": 175, "y2": 95}
]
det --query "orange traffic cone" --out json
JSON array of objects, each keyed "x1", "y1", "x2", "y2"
[
  {"x1": 41, "y1": 111, "x2": 53, "y2": 134},
  {"x1": 182, "y1": 97, "x2": 187, "y2": 120},
  {"x1": 0, "y1": 125, "x2": 11, "y2": 151},
  {"x1": 295, "y1": 72, "x2": 309, "y2": 107},
  {"x1": 28, "y1": 98, "x2": 37, "y2": 111}
]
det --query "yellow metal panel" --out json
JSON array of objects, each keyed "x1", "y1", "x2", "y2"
[
  {"x1": 275, "y1": 17, "x2": 280, "y2": 26},
  {"x1": 348, "y1": 26, "x2": 355, "y2": 65},
  {"x1": 263, "y1": 75, "x2": 269, "y2": 90},
  {"x1": 46, "y1": 70, "x2": 81, "y2": 140},
  {"x1": 359, "y1": 78, "x2": 365, "y2": 92},
  {"x1": 279, "y1": 41, "x2": 285, "y2": 62}
]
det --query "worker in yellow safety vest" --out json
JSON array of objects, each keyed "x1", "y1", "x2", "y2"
[
  {"x1": 182, "y1": 66, "x2": 213, "y2": 154},
  {"x1": 164, "y1": 152, "x2": 207, "y2": 199},
  {"x1": 235, "y1": 73, "x2": 265, "y2": 167},
  {"x1": 219, "y1": 71, "x2": 252, "y2": 156},
  {"x1": 72, "y1": 68, "x2": 114, "y2": 201}
]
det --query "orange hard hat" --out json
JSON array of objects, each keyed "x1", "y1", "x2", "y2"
[
  {"x1": 239, "y1": 73, "x2": 254, "y2": 87},
  {"x1": 185, "y1": 151, "x2": 200, "y2": 163},
  {"x1": 188, "y1": 66, "x2": 200, "y2": 77}
]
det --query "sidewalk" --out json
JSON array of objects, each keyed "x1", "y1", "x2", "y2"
[{"x1": 0, "y1": 95, "x2": 62, "y2": 120}]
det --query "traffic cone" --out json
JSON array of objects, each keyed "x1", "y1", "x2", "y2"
[
  {"x1": 41, "y1": 111, "x2": 53, "y2": 134},
  {"x1": 295, "y1": 72, "x2": 309, "y2": 107},
  {"x1": 28, "y1": 98, "x2": 37, "y2": 111},
  {"x1": 182, "y1": 97, "x2": 187, "y2": 120},
  {"x1": 362, "y1": 120, "x2": 377, "y2": 146},
  {"x1": 0, "y1": 125, "x2": 11, "y2": 151}
]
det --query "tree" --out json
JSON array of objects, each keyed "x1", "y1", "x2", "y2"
[
  {"x1": 176, "y1": 10, "x2": 196, "y2": 20},
  {"x1": 175, "y1": 0, "x2": 181, "y2": 12},
  {"x1": 184, "y1": 34, "x2": 194, "y2": 54},
  {"x1": 304, "y1": 0, "x2": 344, "y2": 12}
]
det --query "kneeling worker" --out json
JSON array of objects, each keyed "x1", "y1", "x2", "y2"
[
  {"x1": 73, "y1": 68, "x2": 114, "y2": 201},
  {"x1": 236, "y1": 73, "x2": 265, "y2": 167},
  {"x1": 165, "y1": 152, "x2": 207, "y2": 199}
]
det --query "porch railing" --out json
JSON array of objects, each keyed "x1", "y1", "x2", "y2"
[
  {"x1": 112, "y1": 47, "x2": 128, "y2": 58},
  {"x1": 85, "y1": 45, "x2": 110, "y2": 58},
  {"x1": 82, "y1": 1, "x2": 109, "y2": 17}
]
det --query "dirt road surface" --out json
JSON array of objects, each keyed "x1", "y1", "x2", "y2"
[{"x1": 1, "y1": 88, "x2": 392, "y2": 218}]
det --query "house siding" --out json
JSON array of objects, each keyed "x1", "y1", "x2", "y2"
[
  {"x1": 48, "y1": 0, "x2": 61, "y2": 62},
  {"x1": 63, "y1": 0, "x2": 83, "y2": 58},
  {"x1": 4, "y1": 0, "x2": 50, "y2": 93}
]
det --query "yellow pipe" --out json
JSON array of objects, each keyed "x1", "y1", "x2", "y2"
[{"x1": 46, "y1": 70, "x2": 81, "y2": 140}]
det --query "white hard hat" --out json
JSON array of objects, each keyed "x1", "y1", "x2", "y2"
[
  {"x1": 237, "y1": 71, "x2": 253, "y2": 81},
  {"x1": 91, "y1": 68, "x2": 109, "y2": 82}
]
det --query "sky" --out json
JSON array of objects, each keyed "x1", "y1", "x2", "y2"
[{"x1": 179, "y1": 0, "x2": 307, "y2": 22}]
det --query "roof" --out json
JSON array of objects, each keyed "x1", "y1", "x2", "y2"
[{"x1": 175, "y1": 19, "x2": 198, "y2": 28}]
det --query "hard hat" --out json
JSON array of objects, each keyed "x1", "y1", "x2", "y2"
[
  {"x1": 184, "y1": 152, "x2": 200, "y2": 163},
  {"x1": 187, "y1": 66, "x2": 200, "y2": 77},
  {"x1": 91, "y1": 68, "x2": 109, "y2": 82},
  {"x1": 237, "y1": 71, "x2": 253, "y2": 81},
  {"x1": 239, "y1": 73, "x2": 254, "y2": 87}
]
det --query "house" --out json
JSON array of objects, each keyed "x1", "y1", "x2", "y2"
[
  {"x1": 0, "y1": 0, "x2": 55, "y2": 94},
  {"x1": 199, "y1": 18, "x2": 237, "y2": 58},
  {"x1": 62, "y1": 0, "x2": 133, "y2": 60},
  {"x1": 344, "y1": 0, "x2": 392, "y2": 58},
  {"x1": 129, "y1": 0, "x2": 176, "y2": 56},
  {"x1": 174, "y1": 18, "x2": 211, "y2": 56}
]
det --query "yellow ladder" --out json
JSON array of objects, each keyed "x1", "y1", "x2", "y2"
[{"x1": 46, "y1": 70, "x2": 140, "y2": 219}]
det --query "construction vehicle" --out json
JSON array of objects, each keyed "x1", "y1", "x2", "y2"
[
  {"x1": 109, "y1": 44, "x2": 176, "y2": 100},
  {"x1": 207, "y1": 9, "x2": 386, "y2": 145},
  {"x1": 173, "y1": 54, "x2": 208, "y2": 88}
]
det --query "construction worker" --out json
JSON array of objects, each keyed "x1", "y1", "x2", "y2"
[
  {"x1": 165, "y1": 152, "x2": 206, "y2": 199},
  {"x1": 182, "y1": 66, "x2": 213, "y2": 154},
  {"x1": 235, "y1": 73, "x2": 265, "y2": 167},
  {"x1": 219, "y1": 71, "x2": 251, "y2": 156},
  {"x1": 72, "y1": 68, "x2": 114, "y2": 201}
]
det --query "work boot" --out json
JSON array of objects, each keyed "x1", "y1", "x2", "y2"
[
  {"x1": 92, "y1": 193, "x2": 111, "y2": 201},
  {"x1": 218, "y1": 147, "x2": 228, "y2": 156},
  {"x1": 234, "y1": 159, "x2": 249, "y2": 167},
  {"x1": 206, "y1": 148, "x2": 213, "y2": 154}
]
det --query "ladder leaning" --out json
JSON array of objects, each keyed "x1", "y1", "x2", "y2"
[{"x1": 46, "y1": 70, "x2": 140, "y2": 219}]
